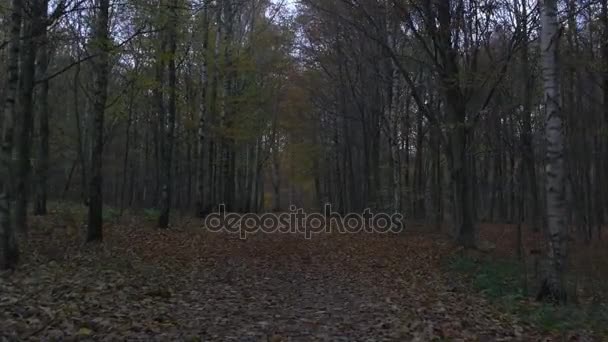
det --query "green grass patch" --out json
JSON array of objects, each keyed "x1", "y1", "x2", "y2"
[
  {"x1": 50, "y1": 201, "x2": 124, "y2": 225},
  {"x1": 445, "y1": 254, "x2": 608, "y2": 336},
  {"x1": 143, "y1": 208, "x2": 160, "y2": 221},
  {"x1": 103, "y1": 207, "x2": 121, "y2": 223},
  {"x1": 447, "y1": 254, "x2": 525, "y2": 299}
]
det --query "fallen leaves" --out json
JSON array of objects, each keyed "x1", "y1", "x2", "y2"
[{"x1": 0, "y1": 212, "x2": 598, "y2": 340}]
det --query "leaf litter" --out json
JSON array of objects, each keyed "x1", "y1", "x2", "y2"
[{"x1": 0, "y1": 213, "x2": 596, "y2": 341}]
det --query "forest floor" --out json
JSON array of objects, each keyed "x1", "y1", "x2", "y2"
[{"x1": 0, "y1": 205, "x2": 605, "y2": 341}]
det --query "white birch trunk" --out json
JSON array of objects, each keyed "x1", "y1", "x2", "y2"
[{"x1": 539, "y1": 0, "x2": 568, "y2": 302}]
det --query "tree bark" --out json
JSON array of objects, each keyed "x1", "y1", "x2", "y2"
[
  {"x1": 34, "y1": 0, "x2": 50, "y2": 216},
  {"x1": 518, "y1": 0, "x2": 540, "y2": 231},
  {"x1": 538, "y1": 0, "x2": 568, "y2": 303},
  {"x1": 158, "y1": 0, "x2": 178, "y2": 228},
  {"x1": 0, "y1": 0, "x2": 22, "y2": 269},
  {"x1": 601, "y1": 0, "x2": 608, "y2": 227},
  {"x1": 15, "y1": 0, "x2": 43, "y2": 233},
  {"x1": 196, "y1": 0, "x2": 210, "y2": 217},
  {"x1": 436, "y1": 0, "x2": 476, "y2": 248},
  {"x1": 119, "y1": 79, "x2": 136, "y2": 215},
  {"x1": 87, "y1": 0, "x2": 111, "y2": 242}
]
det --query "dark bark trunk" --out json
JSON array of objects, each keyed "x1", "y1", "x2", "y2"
[
  {"x1": 119, "y1": 83, "x2": 135, "y2": 215},
  {"x1": 87, "y1": 0, "x2": 111, "y2": 243},
  {"x1": 34, "y1": 0, "x2": 50, "y2": 216},
  {"x1": 15, "y1": 1, "x2": 42, "y2": 233},
  {"x1": 196, "y1": 0, "x2": 210, "y2": 217},
  {"x1": 158, "y1": 0, "x2": 178, "y2": 228},
  {"x1": 1, "y1": 0, "x2": 22, "y2": 269}
]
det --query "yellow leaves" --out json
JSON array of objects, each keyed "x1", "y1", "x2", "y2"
[
  {"x1": 279, "y1": 82, "x2": 311, "y2": 117},
  {"x1": 77, "y1": 327, "x2": 93, "y2": 336},
  {"x1": 182, "y1": 116, "x2": 198, "y2": 131},
  {"x1": 268, "y1": 334, "x2": 284, "y2": 342}
]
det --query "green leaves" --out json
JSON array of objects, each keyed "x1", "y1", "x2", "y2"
[{"x1": 446, "y1": 252, "x2": 607, "y2": 337}]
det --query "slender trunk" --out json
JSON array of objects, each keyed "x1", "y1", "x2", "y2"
[
  {"x1": 186, "y1": 136, "x2": 192, "y2": 209},
  {"x1": 158, "y1": 0, "x2": 178, "y2": 228},
  {"x1": 221, "y1": 0, "x2": 235, "y2": 211},
  {"x1": 87, "y1": 0, "x2": 111, "y2": 243},
  {"x1": 155, "y1": 0, "x2": 167, "y2": 219},
  {"x1": 388, "y1": 64, "x2": 401, "y2": 213},
  {"x1": 119, "y1": 83, "x2": 135, "y2": 215},
  {"x1": 271, "y1": 138, "x2": 281, "y2": 211},
  {"x1": 15, "y1": 1, "x2": 41, "y2": 233},
  {"x1": 431, "y1": 121, "x2": 442, "y2": 229},
  {"x1": 601, "y1": 0, "x2": 608, "y2": 223},
  {"x1": 208, "y1": 0, "x2": 222, "y2": 208},
  {"x1": 73, "y1": 64, "x2": 88, "y2": 203},
  {"x1": 404, "y1": 94, "x2": 411, "y2": 212},
  {"x1": 0, "y1": 0, "x2": 22, "y2": 269},
  {"x1": 538, "y1": 0, "x2": 568, "y2": 303},
  {"x1": 196, "y1": 0, "x2": 210, "y2": 217},
  {"x1": 508, "y1": 115, "x2": 516, "y2": 223},
  {"x1": 62, "y1": 159, "x2": 77, "y2": 199},
  {"x1": 414, "y1": 104, "x2": 425, "y2": 218},
  {"x1": 251, "y1": 137, "x2": 261, "y2": 211},
  {"x1": 34, "y1": 0, "x2": 50, "y2": 216},
  {"x1": 519, "y1": 0, "x2": 540, "y2": 231}
]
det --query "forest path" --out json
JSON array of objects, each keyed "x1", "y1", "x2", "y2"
[{"x1": 2, "y1": 217, "x2": 542, "y2": 341}]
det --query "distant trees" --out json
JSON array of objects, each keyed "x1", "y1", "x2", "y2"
[
  {"x1": 293, "y1": 0, "x2": 607, "y2": 301},
  {"x1": 298, "y1": 0, "x2": 518, "y2": 247},
  {"x1": 0, "y1": 0, "x2": 295, "y2": 267}
]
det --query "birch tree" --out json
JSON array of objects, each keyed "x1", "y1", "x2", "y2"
[{"x1": 538, "y1": 0, "x2": 568, "y2": 302}]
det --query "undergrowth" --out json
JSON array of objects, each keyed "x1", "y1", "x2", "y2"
[{"x1": 446, "y1": 253, "x2": 608, "y2": 336}]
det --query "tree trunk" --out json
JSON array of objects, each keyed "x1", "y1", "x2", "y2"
[
  {"x1": 196, "y1": 0, "x2": 210, "y2": 217},
  {"x1": 0, "y1": 0, "x2": 22, "y2": 269},
  {"x1": 271, "y1": 127, "x2": 281, "y2": 212},
  {"x1": 87, "y1": 0, "x2": 111, "y2": 243},
  {"x1": 413, "y1": 101, "x2": 425, "y2": 218},
  {"x1": 73, "y1": 64, "x2": 88, "y2": 203},
  {"x1": 537, "y1": 0, "x2": 568, "y2": 303},
  {"x1": 602, "y1": 0, "x2": 608, "y2": 224},
  {"x1": 119, "y1": 81, "x2": 135, "y2": 215},
  {"x1": 15, "y1": 0, "x2": 42, "y2": 233},
  {"x1": 158, "y1": 0, "x2": 178, "y2": 228},
  {"x1": 519, "y1": 0, "x2": 540, "y2": 231},
  {"x1": 389, "y1": 81, "x2": 401, "y2": 213},
  {"x1": 449, "y1": 118, "x2": 475, "y2": 248},
  {"x1": 221, "y1": 0, "x2": 235, "y2": 212},
  {"x1": 34, "y1": 0, "x2": 50, "y2": 216}
]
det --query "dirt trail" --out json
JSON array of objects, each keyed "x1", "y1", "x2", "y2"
[{"x1": 1, "y1": 224, "x2": 547, "y2": 341}]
